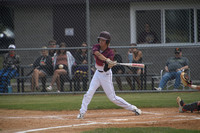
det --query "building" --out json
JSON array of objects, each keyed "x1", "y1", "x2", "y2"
[{"x1": 1, "y1": 0, "x2": 200, "y2": 81}]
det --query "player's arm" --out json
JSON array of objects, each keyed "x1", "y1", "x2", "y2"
[
  {"x1": 94, "y1": 51, "x2": 116, "y2": 68},
  {"x1": 94, "y1": 51, "x2": 108, "y2": 61}
]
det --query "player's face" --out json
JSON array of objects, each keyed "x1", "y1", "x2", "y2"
[{"x1": 99, "y1": 38, "x2": 106, "y2": 47}]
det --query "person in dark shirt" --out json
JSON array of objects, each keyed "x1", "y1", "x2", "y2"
[
  {"x1": 48, "y1": 40, "x2": 57, "y2": 57},
  {"x1": 31, "y1": 46, "x2": 53, "y2": 91},
  {"x1": 154, "y1": 48, "x2": 189, "y2": 91},
  {"x1": 112, "y1": 49, "x2": 125, "y2": 90},
  {"x1": 138, "y1": 23, "x2": 159, "y2": 44},
  {"x1": 73, "y1": 42, "x2": 94, "y2": 91},
  {"x1": 0, "y1": 44, "x2": 20, "y2": 93}
]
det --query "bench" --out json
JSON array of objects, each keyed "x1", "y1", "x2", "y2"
[
  {"x1": 15, "y1": 63, "x2": 153, "y2": 92},
  {"x1": 15, "y1": 65, "x2": 73, "y2": 92}
]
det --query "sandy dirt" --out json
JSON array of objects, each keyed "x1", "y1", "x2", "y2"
[{"x1": 0, "y1": 108, "x2": 199, "y2": 133}]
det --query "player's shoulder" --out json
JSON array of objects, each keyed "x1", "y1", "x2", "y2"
[{"x1": 93, "y1": 43, "x2": 100, "y2": 47}]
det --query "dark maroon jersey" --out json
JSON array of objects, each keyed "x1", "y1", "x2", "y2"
[{"x1": 92, "y1": 44, "x2": 114, "y2": 66}]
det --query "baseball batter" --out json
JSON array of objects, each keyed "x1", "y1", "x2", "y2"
[{"x1": 77, "y1": 31, "x2": 141, "y2": 119}]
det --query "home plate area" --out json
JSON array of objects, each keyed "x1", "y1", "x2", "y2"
[{"x1": 0, "y1": 108, "x2": 199, "y2": 133}]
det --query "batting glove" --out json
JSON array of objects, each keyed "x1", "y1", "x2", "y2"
[{"x1": 106, "y1": 58, "x2": 117, "y2": 68}]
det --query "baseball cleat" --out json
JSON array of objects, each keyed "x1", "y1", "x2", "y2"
[
  {"x1": 46, "y1": 86, "x2": 52, "y2": 91},
  {"x1": 77, "y1": 113, "x2": 85, "y2": 119},
  {"x1": 176, "y1": 96, "x2": 183, "y2": 113},
  {"x1": 154, "y1": 87, "x2": 162, "y2": 91},
  {"x1": 133, "y1": 108, "x2": 142, "y2": 116}
]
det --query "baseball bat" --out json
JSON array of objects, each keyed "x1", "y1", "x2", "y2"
[{"x1": 116, "y1": 63, "x2": 145, "y2": 68}]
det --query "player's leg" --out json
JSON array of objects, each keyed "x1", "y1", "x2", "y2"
[
  {"x1": 183, "y1": 101, "x2": 200, "y2": 113},
  {"x1": 177, "y1": 96, "x2": 200, "y2": 113},
  {"x1": 101, "y1": 70, "x2": 141, "y2": 115},
  {"x1": 78, "y1": 70, "x2": 101, "y2": 118}
]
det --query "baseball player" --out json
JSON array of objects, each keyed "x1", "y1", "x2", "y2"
[
  {"x1": 77, "y1": 31, "x2": 142, "y2": 119},
  {"x1": 177, "y1": 96, "x2": 200, "y2": 113},
  {"x1": 176, "y1": 71, "x2": 200, "y2": 113}
]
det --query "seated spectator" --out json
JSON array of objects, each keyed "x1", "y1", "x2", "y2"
[
  {"x1": 127, "y1": 46, "x2": 133, "y2": 63},
  {"x1": 46, "y1": 42, "x2": 75, "y2": 92},
  {"x1": 154, "y1": 48, "x2": 189, "y2": 91},
  {"x1": 73, "y1": 42, "x2": 94, "y2": 91},
  {"x1": 137, "y1": 23, "x2": 159, "y2": 44},
  {"x1": 111, "y1": 49, "x2": 125, "y2": 90},
  {"x1": 0, "y1": 44, "x2": 20, "y2": 93},
  {"x1": 48, "y1": 40, "x2": 57, "y2": 57},
  {"x1": 126, "y1": 43, "x2": 143, "y2": 90},
  {"x1": 31, "y1": 46, "x2": 53, "y2": 92}
]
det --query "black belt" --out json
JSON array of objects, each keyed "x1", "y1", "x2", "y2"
[{"x1": 98, "y1": 70, "x2": 103, "y2": 73}]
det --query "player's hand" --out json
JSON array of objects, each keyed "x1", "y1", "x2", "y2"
[{"x1": 106, "y1": 58, "x2": 117, "y2": 68}]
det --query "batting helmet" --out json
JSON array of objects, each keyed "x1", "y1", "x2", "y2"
[{"x1": 97, "y1": 31, "x2": 111, "y2": 44}]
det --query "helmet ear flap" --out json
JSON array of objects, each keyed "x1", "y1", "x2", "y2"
[{"x1": 106, "y1": 40, "x2": 109, "y2": 44}]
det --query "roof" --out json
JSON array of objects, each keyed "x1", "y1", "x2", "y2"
[{"x1": 0, "y1": 0, "x2": 180, "y2": 6}]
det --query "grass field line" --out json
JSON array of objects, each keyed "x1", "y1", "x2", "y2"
[
  {"x1": 15, "y1": 122, "x2": 110, "y2": 133},
  {"x1": 15, "y1": 120, "x2": 161, "y2": 133},
  {"x1": 13, "y1": 111, "x2": 200, "y2": 133},
  {"x1": 1, "y1": 111, "x2": 163, "y2": 120},
  {"x1": 1, "y1": 115, "x2": 73, "y2": 120}
]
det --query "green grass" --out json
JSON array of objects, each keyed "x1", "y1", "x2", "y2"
[
  {"x1": 0, "y1": 92, "x2": 199, "y2": 132},
  {"x1": 82, "y1": 127, "x2": 200, "y2": 133},
  {"x1": 0, "y1": 92, "x2": 199, "y2": 111}
]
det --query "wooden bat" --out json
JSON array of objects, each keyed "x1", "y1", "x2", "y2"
[{"x1": 116, "y1": 63, "x2": 145, "y2": 68}]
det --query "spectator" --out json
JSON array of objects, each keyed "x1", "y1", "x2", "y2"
[
  {"x1": 31, "y1": 46, "x2": 53, "y2": 92},
  {"x1": 154, "y1": 48, "x2": 189, "y2": 91},
  {"x1": 48, "y1": 40, "x2": 57, "y2": 57},
  {"x1": 128, "y1": 46, "x2": 133, "y2": 63},
  {"x1": 112, "y1": 49, "x2": 125, "y2": 90},
  {"x1": 37, "y1": 39, "x2": 57, "y2": 92},
  {"x1": 46, "y1": 42, "x2": 75, "y2": 92},
  {"x1": 0, "y1": 44, "x2": 20, "y2": 93},
  {"x1": 138, "y1": 23, "x2": 159, "y2": 44},
  {"x1": 126, "y1": 43, "x2": 143, "y2": 90},
  {"x1": 73, "y1": 42, "x2": 94, "y2": 91}
]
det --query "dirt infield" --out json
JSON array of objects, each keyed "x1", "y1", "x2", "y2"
[{"x1": 0, "y1": 108, "x2": 199, "y2": 133}]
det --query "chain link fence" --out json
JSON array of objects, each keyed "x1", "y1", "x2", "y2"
[{"x1": 0, "y1": 0, "x2": 200, "y2": 93}]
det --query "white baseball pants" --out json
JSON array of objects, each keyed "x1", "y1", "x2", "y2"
[{"x1": 79, "y1": 69, "x2": 138, "y2": 114}]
